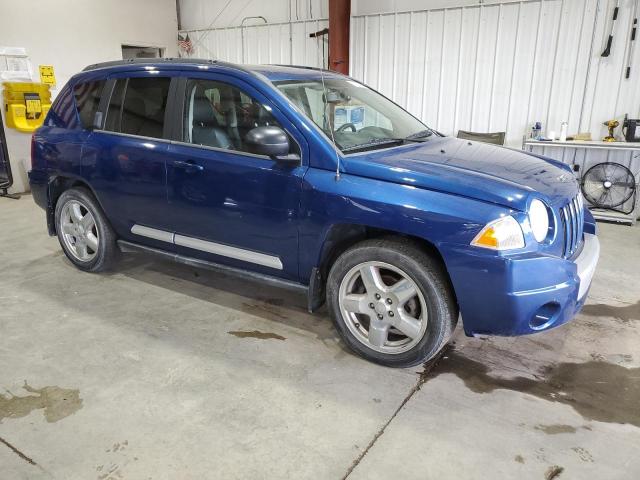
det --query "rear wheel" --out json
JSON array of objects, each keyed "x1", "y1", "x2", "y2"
[
  {"x1": 326, "y1": 238, "x2": 458, "y2": 367},
  {"x1": 55, "y1": 188, "x2": 117, "y2": 272}
]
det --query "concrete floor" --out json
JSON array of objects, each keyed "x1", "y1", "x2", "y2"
[{"x1": 1, "y1": 195, "x2": 639, "y2": 480}]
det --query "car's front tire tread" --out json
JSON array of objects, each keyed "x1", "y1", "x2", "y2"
[{"x1": 326, "y1": 237, "x2": 458, "y2": 368}]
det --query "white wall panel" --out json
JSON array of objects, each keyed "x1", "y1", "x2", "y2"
[
  {"x1": 179, "y1": 0, "x2": 326, "y2": 30},
  {"x1": 183, "y1": 19, "x2": 329, "y2": 68},
  {"x1": 350, "y1": 0, "x2": 640, "y2": 150},
  {"x1": 455, "y1": 7, "x2": 481, "y2": 134}
]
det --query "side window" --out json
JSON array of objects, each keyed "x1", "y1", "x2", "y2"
[
  {"x1": 73, "y1": 80, "x2": 105, "y2": 129},
  {"x1": 104, "y1": 77, "x2": 171, "y2": 139},
  {"x1": 301, "y1": 87, "x2": 325, "y2": 126},
  {"x1": 46, "y1": 85, "x2": 80, "y2": 129},
  {"x1": 183, "y1": 78, "x2": 292, "y2": 155},
  {"x1": 105, "y1": 79, "x2": 126, "y2": 132}
]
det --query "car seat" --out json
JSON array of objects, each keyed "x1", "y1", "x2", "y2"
[{"x1": 191, "y1": 96, "x2": 232, "y2": 149}]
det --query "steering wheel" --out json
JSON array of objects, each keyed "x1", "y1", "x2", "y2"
[{"x1": 336, "y1": 123, "x2": 357, "y2": 133}]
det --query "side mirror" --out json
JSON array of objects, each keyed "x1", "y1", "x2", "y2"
[{"x1": 245, "y1": 126, "x2": 292, "y2": 158}]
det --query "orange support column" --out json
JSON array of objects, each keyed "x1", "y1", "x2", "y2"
[{"x1": 329, "y1": 0, "x2": 350, "y2": 74}]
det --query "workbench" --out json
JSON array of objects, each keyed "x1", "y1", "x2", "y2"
[
  {"x1": 522, "y1": 139, "x2": 640, "y2": 225},
  {"x1": 522, "y1": 139, "x2": 640, "y2": 153}
]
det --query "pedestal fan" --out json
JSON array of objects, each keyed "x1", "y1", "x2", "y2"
[{"x1": 581, "y1": 162, "x2": 637, "y2": 214}]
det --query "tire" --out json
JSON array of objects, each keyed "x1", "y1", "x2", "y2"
[
  {"x1": 55, "y1": 187, "x2": 118, "y2": 272},
  {"x1": 326, "y1": 237, "x2": 458, "y2": 368}
]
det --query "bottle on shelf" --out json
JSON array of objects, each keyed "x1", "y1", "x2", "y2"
[
  {"x1": 531, "y1": 121, "x2": 542, "y2": 140},
  {"x1": 559, "y1": 121, "x2": 568, "y2": 142}
]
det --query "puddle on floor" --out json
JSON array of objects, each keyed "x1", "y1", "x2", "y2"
[
  {"x1": 228, "y1": 330, "x2": 286, "y2": 341},
  {"x1": 534, "y1": 424, "x2": 577, "y2": 435},
  {"x1": 580, "y1": 301, "x2": 640, "y2": 322},
  {"x1": 0, "y1": 382, "x2": 82, "y2": 423},
  {"x1": 430, "y1": 350, "x2": 640, "y2": 427}
]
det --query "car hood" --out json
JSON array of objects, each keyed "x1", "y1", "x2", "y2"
[{"x1": 343, "y1": 136, "x2": 578, "y2": 210}]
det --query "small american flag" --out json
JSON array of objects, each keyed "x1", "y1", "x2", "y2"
[{"x1": 178, "y1": 34, "x2": 194, "y2": 56}]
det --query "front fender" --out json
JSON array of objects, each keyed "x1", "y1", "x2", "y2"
[{"x1": 299, "y1": 168, "x2": 514, "y2": 282}]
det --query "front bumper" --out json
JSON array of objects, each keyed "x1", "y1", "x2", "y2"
[
  {"x1": 575, "y1": 233, "x2": 599, "y2": 300},
  {"x1": 442, "y1": 233, "x2": 600, "y2": 336}
]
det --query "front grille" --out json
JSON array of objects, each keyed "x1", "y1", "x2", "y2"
[{"x1": 559, "y1": 194, "x2": 584, "y2": 259}]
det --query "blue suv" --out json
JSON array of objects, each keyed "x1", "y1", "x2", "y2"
[{"x1": 29, "y1": 59, "x2": 600, "y2": 367}]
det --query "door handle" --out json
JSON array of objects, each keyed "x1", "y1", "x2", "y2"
[{"x1": 173, "y1": 160, "x2": 204, "y2": 173}]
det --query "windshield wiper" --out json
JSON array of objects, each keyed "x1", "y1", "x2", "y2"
[
  {"x1": 342, "y1": 133, "x2": 431, "y2": 153},
  {"x1": 404, "y1": 129, "x2": 433, "y2": 141},
  {"x1": 342, "y1": 138, "x2": 405, "y2": 152}
]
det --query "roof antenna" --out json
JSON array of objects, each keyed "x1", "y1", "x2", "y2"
[{"x1": 313, "y1": 29, "x2": 342, "y2": 181}]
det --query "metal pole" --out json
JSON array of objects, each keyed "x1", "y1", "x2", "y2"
[
  {"x1": 329, "y1": 0, "x2": 351, "y2": 74},
  {"x1": 0, "y1": 119, "x2": 18, "y2": 199},
  {"x1": 625, "y1": 0, "x2": 639, "y2": 78}
]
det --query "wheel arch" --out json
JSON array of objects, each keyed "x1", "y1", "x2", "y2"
[
  {"x1": 47, "y1": 175, "x2": 102, "y2": 235},
  {"x1": 307, "y1": 222, "x2": 455, "y2": 312}
]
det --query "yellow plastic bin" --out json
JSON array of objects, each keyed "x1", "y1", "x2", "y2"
[{"x1": 3, "y1": 82, "x2": 52, "y2": 133}]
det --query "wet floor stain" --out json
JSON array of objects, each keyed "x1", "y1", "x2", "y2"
[
  {"x1": 534, "y1": 424, "x2": 577, "y2": 435},
  {"x1": 0, "y1": 382, "x2": 82, "y2": 423},
  {"x1": 431, "y1": 350, "x2": 640, "y2": 427},
  {"x1": 514, "y1": 454, "x2": 525, "y2": 464},
  {"x1": 590, "y1": 352, "x2": 633, "y2": 364},
  {"x1": 571, "y1": 446, "x2": 594, "y2": 463},
  {"x1": 257, "y1": 297, "x2": 285, "y2": 306},
  {"x1": 545, "y1": 465, "x2": 564, "y2": 480},
  {"x1": 228, "y1": 330, "x2": 286, "y2": 341},
  {"x1": 581, "y1": 300, "x2": 640, "y2": 322},
  {"x1": 241, "y1": 302, "x2": 289, "y2": 320}
]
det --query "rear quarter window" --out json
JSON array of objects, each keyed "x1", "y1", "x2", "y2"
[
  {"x1": 104, "y1": 77, "x2": 171, "y2": 139},
  {"x1": 73, "y1": 80, "x2": 106, "y2": 129},
  {"x1": 45, "y1": 85, "x2": 80, "y2": 129}
]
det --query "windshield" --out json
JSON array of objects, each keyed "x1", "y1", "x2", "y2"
[{"x1": 274, "y1": 78, "x2": 433, "y2": 153}]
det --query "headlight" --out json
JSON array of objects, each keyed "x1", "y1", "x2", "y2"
[
  {"x1": 529, "y1": 199, "x2": 550, "y2": 242},
  {"x1": 471, "y1": 216, "x2": 525, "y2": 250}
]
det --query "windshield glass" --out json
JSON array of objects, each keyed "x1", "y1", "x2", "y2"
[{"x1": 274, "y1": 78, "x2": 432, "y2": 153}]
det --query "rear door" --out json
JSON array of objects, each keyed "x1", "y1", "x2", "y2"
[{"x1": 81, "y1": 72, "x2": 177, "y2": 245}]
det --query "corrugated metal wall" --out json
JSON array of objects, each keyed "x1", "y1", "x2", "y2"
[
  {"x1": 350, "y1": 0, "x2": 640, "y2": 146},
  {"x1": 185, "y1": 19, "x2": 329, "y2": 67}
]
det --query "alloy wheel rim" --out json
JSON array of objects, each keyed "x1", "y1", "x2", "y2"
[
  {"x1": 60, "y1": 200, "x2": 99, "y2": 262},
  {"x1": 338, "y1": 261, "x2": 428, "y2": 354}
]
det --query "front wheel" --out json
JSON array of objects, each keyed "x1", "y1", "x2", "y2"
[{"x1": 326, "y1": 238, "x2": 458, "y2": 368}]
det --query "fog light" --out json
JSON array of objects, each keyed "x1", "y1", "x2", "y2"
[{"x1": 530, "y1": 302, "x2": 561, "y2": 330}]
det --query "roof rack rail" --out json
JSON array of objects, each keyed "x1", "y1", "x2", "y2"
[
  {"x1": 272, "y1": 64, "x2": 333, "y2": 73},
  {"x1": 82, "y1": 57, "x2": 225, "y2": 72}
]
